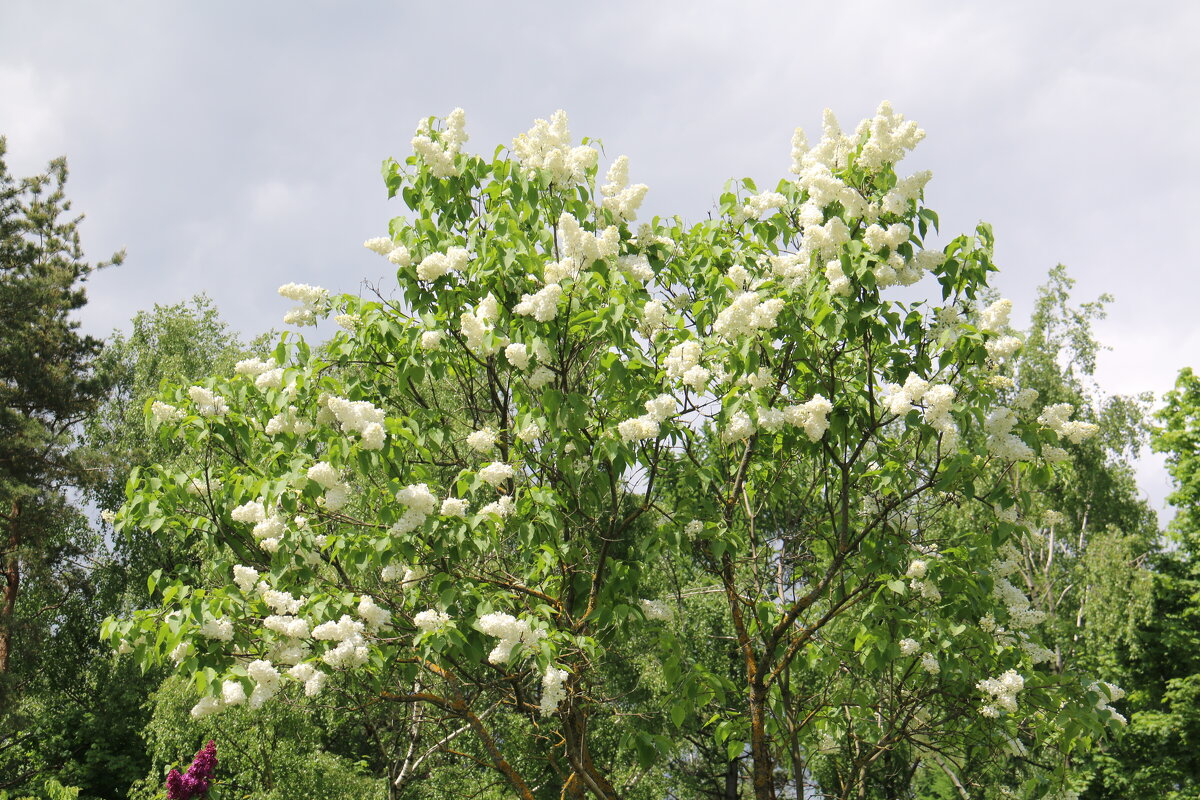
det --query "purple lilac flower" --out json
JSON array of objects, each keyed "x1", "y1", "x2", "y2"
[{"x1": 166, "y1": 740, "x2": 218, "y2": 800}]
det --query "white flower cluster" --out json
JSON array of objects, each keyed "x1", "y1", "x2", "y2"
[
  {"x1": 306, "y1": 461, "x2": 351, "y2": 513},
  {"x1": 278, "y1": 283, "x2": 328, "y2": 327},
  {"x1": 540, "y1": 665, "x2": 569, "y2": 716},
  {"x1": 921, "y1": 652, "x2": 940, "y2": 674},
  {"x1": 479, "y1": 495, "x2": 514, "y2": 519},
  {"x1": 234, "y1": 358, "x2": 286, "y2": 391},
  {"x1": 881, "y1": 375, "x2": 957, "y2": 445},
  {"x1": 641, "y1": 599, "x2": 672, "y2": 621},
  {"x1": 505, "y1": 343, "x2": 530, "y2": 370},
  {"x1": 265, "y1": 405, "x2": 313, "y2": 436},
  {"x1": 324, "y1": 395, "x2": 386, "y2": 450},
  {"x1": 358, "y1": 595, "x2": 390, "y2": 631},
  {"x1": 391, "y1": 483, "x2": 439, "y2": 534},
  {"x1": 757, "y1": 395, "x2": 834, "y2": 443},
  {"x1": 247, "y1": 658, "x2": 281, "y2": 708},
  {"x1": 862, "y1": 223, "x2": 911, "y2": 253},
  {"x1": 664, "y1": 340, "x2": 709, "y2": 392},
  {"x1": 150, "y1": 400, "x2": 184, "y2": 425},
  {"x1": 550, "y1": 212, "x2": 619, "y2": 281},
  {"x1": 854, "y1": 102, "x2": 926, "y2": 174},
  {"x1": 382, "y1": 563, "x2": 426, "y2": 586},
  {"x1": 263, "y1": 614, "x2": 310, "y2": 639},
  {"x1": 187, "y1": 386, "x2": 228, "y2": 417},
  {"x1": 882, "y1": 170, "x2": 932, "y2": 216},
  {"x1": 601, "y1": 155, "x2": 649, "y2": 220},
  {"x1": 618, "y1": 393, "x2": 677, "y2": 443},
  {"x1": 978, "y1": 299, "x2": 1012, "y2": 332},
  {"x1": 824, "y1": 261, "x2": 852, "y2": 297},
  {"x1": 416, "y1": 246, "x2": 469, "y2": 282},
  {"x1": 413, "y1": 609, "x2": 451, "y2": 635},
  {"x1": 989, "y1": 544, "x2": 1046, "y2": 629},
  {"x1": 514, "y1": 282, "x2": 563, "y2": 322},
  {"x1": 1037, "y1": 403, "x2": 1100, "y2": 444},
  {"x1": 287, "y1": 662, "x2": 327, "y2": 697},
  {"x1": 260, "y1": 585, "x2": 304, "y2": 615},
  {"x1": 233, "y1": 564, "x2": 259, "y2": 593},
  {"x1": 511, "y1": 110, "x2": 598, "y2": 185},
  {"x1": 232, "y1": 500, "x2": 266, "y2": 524},
  {"x1": 641, "y1": 299, "x2": 669, "y2": 334},
  {"x1": 199, "y1": 617, "x2": 233, "y2": 641},
  {"x1": 977, "y1": 670, "x2": 1025, "y2": 717},
  {"x1": 420, "y1": 330, "x2": 443, "y2": 350},
  {"x1": 733, "y1": 191, "x2": 787, "y2": 225},
  {"x1": 467, "y1": 428, "x2": 498, "y2": 453},
  {"x1": 479, "y1": 462, "x2": 515, "y2": 487},
  {"x1": 713, "y1": 291, "x2": 785, "y2": 340},
  {"x1": 899, "y1": 638, "x2": 920, "y2": 656},
  {"x1": 461, "y1": 294, "x2": 502, "y2": 355},
  {"x1": 721, "y1": 410, "x2": 756, "y2": 444},
  {"x1": 984, "y1": 407, "x2": 1035, "y2": 462},
  {"x1": 528, "y1": 365, "x2": 555, "y2": 390},
  {"x1": 411, "y1": 107, "x2": 468, "y2": 179},
  {"x1": 365, "y1": 236, "x2": 413, "y2": 268},
  {"x1": 1090, "y1": 681, "x2": 1127, "y2": 725},
  {"x1": 312, "y1": 614, "x2": 369, "y2": 668},
  {"x1": 477, "y1": 612, "x2": 544, "y2": 664},
  {"x1": 441, "y1": 497, "x2": 469, "y2": 517}
]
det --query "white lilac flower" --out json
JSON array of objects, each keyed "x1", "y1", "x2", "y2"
[
  {"x1": 514, "y1": 283, "x2": 563, "y2": 322},
  {"x1": 504, "y1": 343, "x2": 531, "y2": 370},
  {"x1": 233, "y1": 565, "x2": 259, "y2": 593},
  {"x1": 416, "y1": 246, "x2": 469, "y2": 281},
  {"x1": 511, "y1": 110, "x2": 597, "y2": 185},
  {"x1": 307, "y1": 461, "x2": 341, "y2": 489},
  {"x1": 188, "y1": 386, "x2": 228, "y2": 417},
  {"x1": 357, "y1": 596, "x2": 390, "y2": 630},
  {"x1": 150, "y1": 401, "x2": 185, "y2": 425},
  {"x1": 231, "y1": 501, "x2": 267, "y2": 524},
  {"x1": 478, "y1": 612, "x2": 544, "y2": 664},
  {"x1": 199, "y1": 617, "x2": 234, "y2": 641},
  {"x1": 413, "y1": 609, "x2": 451, "y2": 634},
  {"x1": 467, "y1": 428, "x2": 498, "y2": 453},
  {"x1": 441, "y1": 497, "x2": 469, "y2": 517},
  {"x1": 190, "y1": 696, "x2": 224, "y2": 719},
  {"x1": 222, "y1": 679, "x2": 247, "y2": 706},
  {"x1": 478, "y1": 462, "x2": 515, "y2": 487},
  {"x1": 540, "y1": 666, "x2": 569, "y2": 715}
]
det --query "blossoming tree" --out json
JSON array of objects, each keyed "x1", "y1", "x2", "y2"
[{"x1": 106, "y1": 105, "x2": 1124, "y2": 800}]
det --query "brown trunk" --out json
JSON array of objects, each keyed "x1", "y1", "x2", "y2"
[
  {"x1": 724, "y1": 755, "x2": 740, "y2": 800},
  {"x1": 0, "y1": 502, "x2": 20, "y2": 675},
  {"x1": 563, "y1": 706, "x2": 621, "y2": 800},
  {"x1": 718, "y1": 550, "x2": 776, "y2": 800},
  {"x1": 748, "y1": 679, "x2": 775, "y2": 800},
  {"x1": 459, "y1": 699, "x2": 537, "y2": 800}
]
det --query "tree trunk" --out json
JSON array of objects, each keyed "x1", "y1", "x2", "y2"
[
  {"x1": 725, "y1": 755, "x2": 740, "y2": 800},
  {"x1": 563, "y1": 706, "x2": 622, "y2": 800},
  {"x1": 748, "y1": 679, "x2": 776, "y2": 800},
  {"x1": 0, "y1": 501, "x2": 21, "y2": 675}
]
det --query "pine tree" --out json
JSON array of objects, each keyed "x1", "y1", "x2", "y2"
[{"x1": 0, "y1": 137, "x2": 122, "y2": 681}]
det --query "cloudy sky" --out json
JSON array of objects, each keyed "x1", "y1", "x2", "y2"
[{"x1": 1, "y1": 1, "x2": 1195, "y2": 514}]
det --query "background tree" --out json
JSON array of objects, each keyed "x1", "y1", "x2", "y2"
[{"x1": 0, "y1": 138, "x2": 122, "y2": 793}]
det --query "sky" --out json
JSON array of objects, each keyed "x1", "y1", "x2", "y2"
[{"x1": 1, "y1": 1, "x2": 1196, "y2": 516}]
